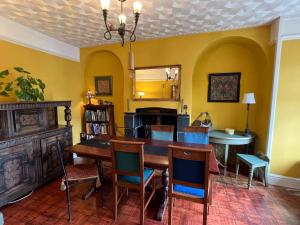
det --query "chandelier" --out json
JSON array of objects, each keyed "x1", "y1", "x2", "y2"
[{"x1": 99, "y1": 0, "x2": 142, "y2": 46}]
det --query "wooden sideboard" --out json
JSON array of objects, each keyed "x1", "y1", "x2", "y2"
[{"x1": 0, "y1": 101, "x2": 73, "y2": 207}]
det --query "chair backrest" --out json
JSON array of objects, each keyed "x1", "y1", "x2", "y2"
[
  {"x1": 110, "y1": 139, "x2": 145, "y2": 180},
  {"x1": 183, "y1": 127, "x2": 209, "y2": 144},
  {"x1": 168, "y1": 144, "x2": 211, "y2": 191},
  {"x1": 151, "y1": 125, "x2": 174, "y2": 141},
  {"x1": 55, "y1": 140, "x2": 68, "y2": 179}
]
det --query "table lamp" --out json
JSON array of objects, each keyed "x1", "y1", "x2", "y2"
[
  {"x1": 137, "y1": 91, "x2": 145, "y2": 99},
  {"x1": 86, "y1": 90, "x2": 94, "y2": 105},
  {"x1": 242, "y1": 93, "x2": 256, "y2": 136}
]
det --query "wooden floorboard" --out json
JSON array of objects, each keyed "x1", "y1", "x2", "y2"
[{"x1": 1, "y1": 172, "x2": 300, "y2": 225}]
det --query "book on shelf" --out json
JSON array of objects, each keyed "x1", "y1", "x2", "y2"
[
  {"x1": 86, "y1": 122, "x2": 108, "y2": 135},
  {"x1": 85, "y1": 110, "x2": 109, "y2": 122}
]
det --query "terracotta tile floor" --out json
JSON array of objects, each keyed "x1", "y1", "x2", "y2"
[{"x1": 1, "y1": 173, "x2": 300, "y2": 225}]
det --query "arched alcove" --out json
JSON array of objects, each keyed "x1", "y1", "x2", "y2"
[
  {"x1": 192, "y1": 36, "x2": 272, "y2": 151},
  {"x1": 84, "y1": 50, "x2": 124, "y2": 127}
]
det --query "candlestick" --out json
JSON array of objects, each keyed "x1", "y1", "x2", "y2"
[{"x1": 127, "y1": 98, "x2": 130, "y2": 112}]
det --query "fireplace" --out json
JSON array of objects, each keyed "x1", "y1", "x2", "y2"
[{"x1": 124, "y1": 107, "x2": 190, "y2": 141}]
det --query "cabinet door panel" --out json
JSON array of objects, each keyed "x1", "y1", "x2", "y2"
[
  {"x1": 40, "y1": 134, "x2": 69, "y2": 183},
  {"x1": 0, "y1": 142, "x2": 38, "y2": 207}
]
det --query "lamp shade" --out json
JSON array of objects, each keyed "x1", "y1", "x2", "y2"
[
  {"x1": 242, "y1": 93, "x2": 256, "y2": 104},
  {"x1": 138, "y1": 91, "x2": 145, "y2": 97}
]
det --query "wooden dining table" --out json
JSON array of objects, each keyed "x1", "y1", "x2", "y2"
[{"x1": 64, "y1": 135, "x2": 219, "y2": 221}]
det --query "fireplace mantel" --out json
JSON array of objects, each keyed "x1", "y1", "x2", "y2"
[{"x1": 124, "y1": 107, "x2": 190, "y2": 141}]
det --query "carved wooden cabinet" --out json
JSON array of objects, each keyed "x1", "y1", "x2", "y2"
[{"x1": 0, "y1": 101, "x2": 72, "y2": 207}]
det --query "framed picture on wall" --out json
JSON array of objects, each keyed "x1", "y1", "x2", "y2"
[
  {"x1": 95, "y1": 76, "x2": 113, "y2": 96},
  {"x1": 207, "y1": 72, "x2": 241, "y2": 102}
]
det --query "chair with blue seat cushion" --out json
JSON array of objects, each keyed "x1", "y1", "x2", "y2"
[
  {"x1": 110, "y1": 139, "x2": 156, "y2": 225},
  {"x1": 151, "y1": 125, "x2": 174, "y2": 141},
  {"x1": 0, "y1": 211, "x2": 4, "y2": 225},
  {"x1": 183, "y1": 127, "x2": 209, "y2": 144},
  {"x1": 236, "y1": 153, "x2": 269, "y2": 189},
  {"x1": 168, "y1": 144, "x2": 211, "y2": 225}
]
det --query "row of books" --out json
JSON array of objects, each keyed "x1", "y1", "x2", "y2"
[
  {"x1": 86, "y1": 123, "x2": 108, "y2": 135},
  {"x1": 85, "y1": 110, "x2": 109, "y2": 122}
]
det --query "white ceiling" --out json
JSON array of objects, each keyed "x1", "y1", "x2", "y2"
[{"x1": 0, "y1": 0, "x2": 300, "y2": 47}]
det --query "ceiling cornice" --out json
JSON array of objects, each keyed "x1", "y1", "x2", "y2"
[{"x1": 0, "y1": 16, "x2": 80, "y2": 62}]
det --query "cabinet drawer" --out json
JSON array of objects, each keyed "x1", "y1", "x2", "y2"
[
  {"x1": 0, "y1": 142, "x2": 38, "y2": 207},
  {"x1": 13, "y1": 109, "x2": 46, "y2": 135}
]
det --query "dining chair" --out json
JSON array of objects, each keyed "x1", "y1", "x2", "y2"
[
  {"x1": 184, "y1": 127, "x2": 209, "y2": 144},
  {"x1": 183, "y1": 127, "x2": 213, "y2": 206},
  {"x1": 56, "y1": 141, "x2": 102, "y2": 223},
  {"x1": 168, "y1": 144, "x2": 211, "y2": 225},
  {"x1": 110, "y1": 139, "x2": 156, "y2": 225},
  {"x1": 151, "y1": 125, "x2": 174, "y2": 141}
]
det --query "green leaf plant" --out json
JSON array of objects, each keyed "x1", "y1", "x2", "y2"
[
  {"x1": 14, "y1": 67, "x2": 46, "y2": 101},
  {"x1": 0, "y1": 67, "x2": 46, "y2": 101},
  {"x1": 0, "y1": 69, "x2": 13, "y2": 96}
]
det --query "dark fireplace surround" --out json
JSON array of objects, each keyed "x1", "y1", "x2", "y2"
[{"x1": 124, "y1": 107, "x2": 190, "y2": 141}]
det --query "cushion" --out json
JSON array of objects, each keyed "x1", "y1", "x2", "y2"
[
  {"x1": 173, "y1": 158, "x2": 205, "y2": 184},
  {"x1": 0, "y1": 211, "x2": 3, "y2": 225},
  {"x1": 174, "y1": 184, "x2": 205, "y2": 198},
  {"x1": 115, "y1": 151, "x2": 140, "y2": 173},
  {"x1": 152, "y1": 131, "x2": 173, "y2": 141},
  {"x1": 184, "y1": 132, "x2": 208, "y2": 144},
  {"x1": 118, "y1": 168, "x2": 154, "y2": 184}
]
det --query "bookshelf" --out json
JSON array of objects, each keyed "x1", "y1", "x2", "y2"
[{"x1": 83, "y1": 104, "x2": 115, "y2": 139}]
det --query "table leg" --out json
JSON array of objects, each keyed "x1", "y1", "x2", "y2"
[
  {"x1": 96, "y1": 160, "x2": 104, "y2": 207},
  {"x1": 156, "y1": 169, "x2": 169, "y2": 221},
  {"x1": 224, "y1": 144, "x2": 229, "y2": 176}
]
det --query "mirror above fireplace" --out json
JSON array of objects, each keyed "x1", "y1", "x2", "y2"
[{"x1": 133, "y1": 65, "x2": 181, "y2": 101}]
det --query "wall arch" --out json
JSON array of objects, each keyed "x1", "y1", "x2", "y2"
[
  {"x1": 192, "y1": 36, "x2": 272, "y2": 151},
  {"x1": 84, "y1": 50, "x2": 124, "y2": 127}
]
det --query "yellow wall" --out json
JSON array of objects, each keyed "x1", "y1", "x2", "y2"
[
  {"x1": 271, "y1": 39, "x2": 300, "y2": 178},
  {"x1": 84, "y1": 51, "x2": 124, "y2": 127},
  {"x1": 81, "y1": 26, "x2": 274, "y2": 152},
  {"x1": 193, "y1": 40, "x2": 273, "y2": 151},
  {"x1": 0, "y1": 40, "x2": 83, "y2": 144}
]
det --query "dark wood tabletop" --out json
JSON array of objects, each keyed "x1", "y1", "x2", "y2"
[{"x1": 65, "y1": 136, "x2": 220, "y2": 174}]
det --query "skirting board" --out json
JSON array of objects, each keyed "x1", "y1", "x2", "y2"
[{"x1": 269, "y1": 173, "x2": 300, "y2": 190}]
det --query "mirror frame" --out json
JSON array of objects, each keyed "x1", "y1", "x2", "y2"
[{"x1": 133, "y1": 64, "x2": 181, "y2": 101}]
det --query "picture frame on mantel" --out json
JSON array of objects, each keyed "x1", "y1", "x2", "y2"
[
  {"x1": 207, "y1": 72, "x2": 241, "y2": 102},
  {"x1": 95, "y1": 76, "x2": 112, "y2": 96}
]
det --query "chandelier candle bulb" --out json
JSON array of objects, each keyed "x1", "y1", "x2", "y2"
[
  {"x1": 100, "y1": 0, "x2": 110, "y2": 10},
  {"x1": 118, "y1": 14, "x2": 127, "y2": 24},
  {"x1": 133, "y1": 1, "x2": 142, "y2": 14}
]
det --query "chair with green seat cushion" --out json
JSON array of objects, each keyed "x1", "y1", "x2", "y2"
[
  {"x1": 0, "y1": 211, "x2": 3, "y2": 225},
  {"x1": 168, "y1": 144, "x2": 211, "y2": 225},
  {"x1": 151, "y1": 125, "x2": 174, "y2": 141},
  {"x1": 110, "y1": 139, "x2": 156, "y2": 225},
  {"x1": 236, "y1": 153, "x2": 270, "y2": 189}
]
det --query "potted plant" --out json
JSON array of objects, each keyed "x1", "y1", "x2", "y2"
[
  {"x1": 0, "y1": 69, "x2": 13, "y2": 96},
  {"x1": 0, "y1": 67, "x2": 46, "y2": 101},
  {"x1": 14, "y1": 67, "x2": 46, "y2": 101}
]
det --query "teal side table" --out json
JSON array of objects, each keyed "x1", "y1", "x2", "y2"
[
  {"x1": 209, "y1": 130, "x2": 255, "y2": 176},
  {"x1": 236, "y1": 153, "x2": 269, "y2": 189}
]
